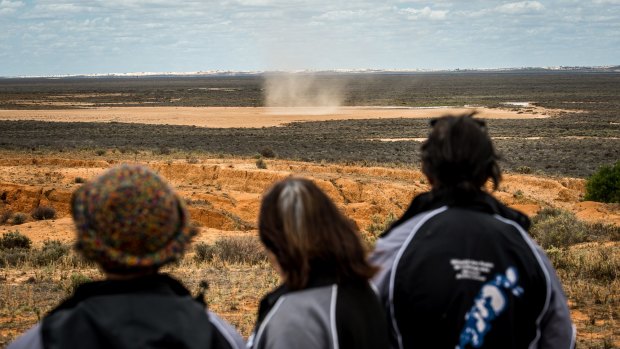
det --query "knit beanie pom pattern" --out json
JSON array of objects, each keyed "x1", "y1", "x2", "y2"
[{"x1": 72, "y1": 165, "x2": 196, "y2": 271}]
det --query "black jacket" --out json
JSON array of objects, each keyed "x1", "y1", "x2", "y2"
[
  {"x1": 8, "y1": 274, "x2": 244, "y2": 349},
  {"x1": 370, "y1": 189, "x2": 575, "y2": 349}
]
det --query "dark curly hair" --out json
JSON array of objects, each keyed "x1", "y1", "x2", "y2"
[{"x1": 421, "y1": 113, "x2": 501, "y2": 192}]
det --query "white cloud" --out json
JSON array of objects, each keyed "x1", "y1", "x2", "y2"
[
  {"x1": 401, "y1": 6, "x2": 448, "y2": 20},
  {"x1": 315, "y1": 10, "x2": 369, "y2": 21},
  {"x1": 0, "y1": 0, "x2": 24, "y2": 15},
  {"x1": 496, "y1": 1, "x2": 545, "y2": 14},
  {"x1": 1, "y1": 0, "x2": 618, "y2": 75},
  {"x1": 592, "y1": 0, "x2": 620, "y2": 4}
]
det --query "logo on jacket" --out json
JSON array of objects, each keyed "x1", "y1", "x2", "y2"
[
  {"x1": 450, "y1": 259, "x2": 494, "y2": 282},
  {"x1": 456, "y1": 267, "x2": 524, "y2": 349}
]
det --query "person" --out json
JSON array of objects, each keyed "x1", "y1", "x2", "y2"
[
  {"x1": 370, "y1": 114, "x2": 575, "y2": 349},
  {"x1": 248, "y1": 177, "x2": 389, "y2": 349},
  {"x1": 8, "y1": 164, "x2": 245, "y2": 349}
]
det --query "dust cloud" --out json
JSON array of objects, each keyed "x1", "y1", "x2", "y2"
[{"x1": 264, "y1": 72, "x2": 345, "y2": 115}]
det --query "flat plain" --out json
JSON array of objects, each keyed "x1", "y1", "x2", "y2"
[{"x1": 0, "y1": 71, "x2": 619, "y2": 348}]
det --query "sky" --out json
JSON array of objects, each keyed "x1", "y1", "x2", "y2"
[{"x1": 0, "y1": 0, "x2": 619, "y2": 76}]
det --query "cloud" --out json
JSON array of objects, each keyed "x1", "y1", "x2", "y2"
[
  {"x1": 496, "y1": 1, "x2": 545, "y2": 14},
  {"x1": 315, "y1": 10, "x2": 369, "y2": 21},
  {"x1": 0, "y1": 0, "x2": 24, "y2": 15},
  {"x1": 0, "y1": 0, "x2": 618, "y2": 75},
  {"x1": 401, "y1": 6, "x2": 448, "y2": 20}
]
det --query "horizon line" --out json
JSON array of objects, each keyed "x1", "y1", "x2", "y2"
[{"x1": 2, "y1": 65, "x2": 619, "y2": 79}]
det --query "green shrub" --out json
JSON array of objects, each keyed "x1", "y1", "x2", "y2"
[
  {"x1": 259, "y1": 147, "x2": 276, "y2": 158},
  {"x1": 33, "y1": 240, "x2": 70, "y2": 265},
  {"x1": 157, "y1": 146, "x2": 172, "y2": 155},
  {"x1": 530, "y1": 208, "x2": 589, "y2": 249},
  {"x1": 32, "y1": 206, "x2": 56, "y2": 220},
  {"x1": 529, "y1": 208, "x2": 620, "y2": 248},
  {"x1": 585, "y1": 161, "x2": 620, "y2": 203},
  {"x1": 95, "y1": 149, "x2": 106, "y2": 156},
  {"x1": 194, "y1": 242, "x2": 215, "y2": 263},
  {"x1": 0, "y1": 211, "x2": 13, "y2": 224},
  {"x1": 0, "y1": 230, "x2": 32, "y2": 249},
  {"x1": 0, "y1": 248, "x2": 30, "y2": 267},
  {"x1": 194, "y1": 236, "x2": 266, "y2": 265},
  {"x1": 515, "y1": 166, "x2": 532, "y2": 174},
  {"x1": 68, "y1": 273, "x2": 93, "y2": 293},
  {"x1": 256, "y1": 158, "x2": 267, "y2": 169},
  {"x1": 547, "y1": 245, "x2": 619, "y2": 283},
  {"x1": 12, "y1": 212, "x2": 27, "y2": 225},
  {"x1": 362, "y1": 213, "x2": 398, "y2": 248},
  {"x1": 366, "y1": 213, "x2": 397, "y2": 239}
]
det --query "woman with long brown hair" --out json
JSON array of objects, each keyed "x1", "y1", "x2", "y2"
[{"x1": 248, "y1": 177, "x2": 389, "y2": 349}]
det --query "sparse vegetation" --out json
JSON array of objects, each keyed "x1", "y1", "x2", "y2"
[
  {"x1": 0, "y1": 240, "x2": 89, "y2": 268},
  {"x1": 365, "y1": 212, "x2": 397, "y2": 243},
  {"x1": 157, "y1": 146, "x2": 172, "y2": 155},
  {"x1": 530, "y1": 208, "x2": 620, "y2": 249},
  {"x1": 94, "y1": 149, "x2": 106, "y2": 156},
  {"x1": 193, "y1": 236, "x2": 266, "y2": 265},
  {"x1": 12, "y1": 212, "x2": 27, "y2": 225},
  {"x1": 585, "y1": 161, "x2": 620, "y2": 203},
  {"x1": 256, "y1": 158, "x2": 267, "y2": 169},
  {"x1": 193, "y1": 242, "x2": 215, "y2": 263},
  {"x1": 513, "y1": 190, "x2": 524, "y2": 199},
  {"x1": 68, "y1": 273, "x2": 93, "y2": 293},
  {"x1": 31, "y1": 206, "x2": 56, "y2": 220},
  {"x1": 75, "y1": 177, "x2": 86, "y2": 183},
  {"x1": 34, "y1": 240, "x2": 71, "y2": 265},
  {"x1": 514, "y1": 166, "x2": 532, "y2": 174},
  {"x1": 0, "y1": 210, "x2": 13, "y2": 224},
  {"x1": 0, "y1": 230, "x2": 32, "y2": 249},
  {"x1": 259, "y1": 147, "x2": 276, "y2": 158}
]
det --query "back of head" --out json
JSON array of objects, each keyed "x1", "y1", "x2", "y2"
[
  {"x1": 259, "y1": 177, "x2": 376, "y2": 290},
  {"x1": 71, "y1": 164, "x2": 196, "y2": 274},
  {"x1": 421, "y1": 113, "x2": 501, "y2": 193}
]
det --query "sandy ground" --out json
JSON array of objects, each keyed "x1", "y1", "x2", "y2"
[
  {"x1": 1, "y1": 153, "x2": 617, "y2": 246},
  {"x1": 0, "y1": 106, "x2": 550, "y2": 128}
]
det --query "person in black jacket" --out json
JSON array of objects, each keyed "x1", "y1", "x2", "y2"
[
  {"x1": 8, "y1": 164, "x2": 245, "y2": 349},
  {"x1": 248, "y1": 177, "x2": 389, "y2": 349},
  {"x1": 370, "y1": 114, "x2": 575, "y2": 349}
]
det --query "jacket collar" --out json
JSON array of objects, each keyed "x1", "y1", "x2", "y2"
[
  {"x1": 382, "y1": 188, "x2": 530, "y2": 238},
  {"x1": 47, "y1": 274, "x2": 193, "y2": 317}
]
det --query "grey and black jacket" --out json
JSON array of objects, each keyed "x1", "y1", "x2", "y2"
[
  {"x1": 248, "y1": 269, "x2": 389, "y2": 349},
  {"x1": 370, "y1": 189, "x2": 575, "y2": 349},
  {"x1": 8, "y1": 274, "x2": 245, "y2": 349}
]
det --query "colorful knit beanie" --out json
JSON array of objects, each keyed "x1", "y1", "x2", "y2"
[{"x1": 72, "y1": 164, "x2": 196, "y2": 271}]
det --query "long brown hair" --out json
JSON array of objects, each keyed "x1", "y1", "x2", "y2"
[{"x1": 259, "y1": 177, "x2": 377, "y2": 290}]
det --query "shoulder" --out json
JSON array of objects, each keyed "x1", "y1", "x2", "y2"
[
  {"x1": 373, "y1": 206, "x2": 449, "y2": 259},
  {"x1": 370, "y1": 206, "x2": 448, "y2": 293},
  {"x1": 7, "y1": 324, "x2": 43, "y2": 349},
  {"x1": 208, "y1": 311, "x2": 246, "y2": 349},
  {"x1": 271, "y1": 285, "x2": 336, "y2": 326},
  {"x1": 251, "y1": 285, "x2": 336, "y2": 349}
]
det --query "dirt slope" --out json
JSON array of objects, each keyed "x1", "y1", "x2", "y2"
[{"x1": 1, "y1": 152, "x2": 617, "y2": 245}]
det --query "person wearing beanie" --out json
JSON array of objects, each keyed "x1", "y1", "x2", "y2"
[
  {"x1": 370, "y1": 114, "x2": 575, "y2": 349},
  {"x1": 8, "y1": 164, "x2": 245, "y2": 349}
]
